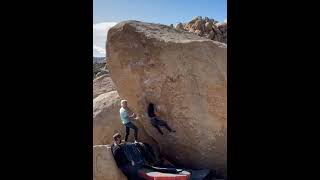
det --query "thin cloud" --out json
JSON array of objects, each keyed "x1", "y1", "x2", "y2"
[
  {"x1": 93, "y1": 45, "x2": 106, "y2": 55},
  {"x1": 93, "y1": 22, "x2": 117, "y2": 57}
]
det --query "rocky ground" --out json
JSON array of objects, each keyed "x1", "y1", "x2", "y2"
[
  {"x1": 93, "y1": 62, "x2": 108, "y2": 79},
  {"x1": 174, "y1": 16, "x2": 227, "y2": 44},
  {"x1": 93, "y1": 16, "x2": 227, "y2": 180}
]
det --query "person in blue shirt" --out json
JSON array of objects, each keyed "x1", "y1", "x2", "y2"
[{"x1": 120, "y1": 100, "x2": 139, "y2": 142}]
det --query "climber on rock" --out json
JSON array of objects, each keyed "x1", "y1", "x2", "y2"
[
  {"x1": 111, "y1": 133, "x2": 143, "y2": 180},
  {"x1": 120, "y1": 99, "x2": 139, "y2": 143},
  {"x1": 147, "y1": 103, "x2": 176, "y2": 135}
]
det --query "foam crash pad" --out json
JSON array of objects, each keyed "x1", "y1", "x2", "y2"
[
  {"x1": 138, "y1": 168, "x2": 191, "y2": 180},
  {"x1": 189, "y1": 169, "x2": 213, "y2": 180}
]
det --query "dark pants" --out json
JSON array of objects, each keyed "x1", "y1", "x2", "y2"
[
  {"x1": 151, "y1": 117, "x2": 173, "y2": 135},
  {"x1": 125, "y1": 122, "x2": 138, "y2": 141},
  {"x1": 120, "y1": 164, "x2": 142, "y2": 180}
]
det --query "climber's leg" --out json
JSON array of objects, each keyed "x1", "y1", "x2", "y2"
[
  {"x1": 120, "y1": 164, "x2": 141, "y2": 180},
  {"x1": 154, "y1": 125, "x2": 164, "y2": 135},
  {"x1": 125, "y1": 122, "x2": 139, "y2": 141},
  {"x1": 157, "y1": 119, "x2": 175, "y2": 132},
  {"x1": 125, "y1": 125, "x2": 130, "y2": 141}
]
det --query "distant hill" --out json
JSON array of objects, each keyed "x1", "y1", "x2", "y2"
[{"x1": 93, "y1": 56, "x2": 108, "y2": 79}]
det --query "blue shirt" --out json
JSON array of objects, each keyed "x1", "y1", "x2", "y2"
[{"x1": 119, "y1": 107, "x2": 130, "y2": 124}]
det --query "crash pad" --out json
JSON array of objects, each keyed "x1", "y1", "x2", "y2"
[
  {"x1": 138, "y1": 168, "x2": 191, "y2": 180},
  {"x1": 189, "y1": 169, "x2": 213, "y2": 180}
]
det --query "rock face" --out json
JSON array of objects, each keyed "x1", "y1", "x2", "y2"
[
  {"x1": 93, "y1": 145, "x2": 127, "y2": 180},
  {"x1": 93, "y1": 74, "x2": 117, "y2": 99},
  {"x1": 93, "y1": 90, "x2": 159, "y2": 151},
  {"x1": 93, "y1": 91, "x2": 122, "y2": 145},
  {"x1": 107, "y1": 21, "x2": 227, "y2": 176}
]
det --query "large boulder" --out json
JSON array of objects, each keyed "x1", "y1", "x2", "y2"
[
  {"x1": 107, "y1": 21, "x2": 227, "y2": 176},
  {"x1": 93, "y1": 90, "x2": 159, "y2": 154},
  {"x1": 93, "y1": 91, "x2": 122, "y2": 145},
  {"x1": 93, "y1": 145, "x2": 127, "y2": 180},
  {"x1": 93, "y1": 74, "x2": 117, "y2": 99}
]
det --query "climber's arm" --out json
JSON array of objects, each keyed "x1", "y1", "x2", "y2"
[
  {"x1": 126, "y1": 108, "x2": 135, "y2": 118},
  {"x1": 129, "y1": 112, "x2": 135, "y2": 118},
  {"x1": 154, "y1": 106, "x2": 160, "y2": 116}
]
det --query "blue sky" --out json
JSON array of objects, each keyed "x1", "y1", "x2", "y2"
[
  {"x1": 94, "y1": 0, "x2": 227, "y2": 25},
  {"x1": 93, "y1": 0, "x2": 227, "y2": 57}
]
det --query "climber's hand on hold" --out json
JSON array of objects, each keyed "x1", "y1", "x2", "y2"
[{"x1": 129, "y1": 113, "x2": 135, "y2": 118}]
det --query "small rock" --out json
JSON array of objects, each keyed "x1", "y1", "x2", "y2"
[
  {"x1": 194, "y1": 29, "x2": 203, "y2": 36},
  {"x1": 175, "y1": 22, "x2": 184, "y2": 30},
  {"x1": 205, "y1": 21, "x2": 214, "y2": 33},
  {"x1": 207, "y1": 30, "x2": 215, "y2": 39},
  {"x1": 193, "y1": 19, "x2": 205, "y2": 31},
  {"x1": 214, "y1": 33, "x2": 222, "y2": 41},
  {"x1": 212, "y1": 24, "x2": 222, "y2": 35},
  {"x1": 96, "y1": 71, "x2": 107, "y2": 77},
  {"x1": 189, "y1": 28, "x2": 195, "y2": 33},
  {"x1": 184, "y1": 23, "x2": 193, "y2": 30}
]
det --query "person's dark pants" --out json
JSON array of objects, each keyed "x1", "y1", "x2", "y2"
[
  {"x1": 120, "y1": 164, "x2": 142, "y2": 180},
  {"x1": 151, "y1": 118, "x2": 173, "y2": 135},
  {"x1": 125, "y1": 122, "x2": 138, "y2": 141}
]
